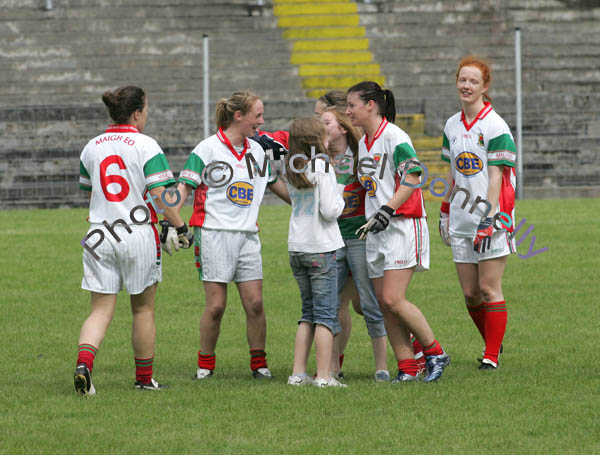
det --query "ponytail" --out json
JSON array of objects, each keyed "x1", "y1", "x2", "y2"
[
  {"x1": 215, "y1": 90, "x2": 260, "y2": 129},
  {"x1": 383, "y1": 89, "x2": 396, "y2": 124},
  {"x1": 347, "y1": 81, "x2": 396, "y2": 123},
  {"x1": 102, "y1": 86, "x2": 145, "y2": 124}
]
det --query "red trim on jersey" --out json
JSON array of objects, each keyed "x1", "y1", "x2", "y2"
[
  {"x1": 189, "y1": 183, "x2": 208, "y2": 227},
  {"x1": 105, "y1": 124, "x2": 139, "y2": 133},
  {"x1": 364, "y1": 118, "x2": 388, "y2": 152},
  {"x1": 393, "y1": 172, "x2": 424, "y2": 218},
  {"x1": 498, "y1": 166, "x2": 516, "y2": 233},
  {"x1": 150, "y1": 223, "x2": 161, "y2": 263},
  {"x1": 143, "y1": 189, "x2": 159, "y2": 224},
  {"x1": 460, "y1": 102, "x2": 493, "y2": 131},
  {"x1": 413, "y1": 218, "x2": 422, "y2": 266},
  {"x1": 217, "y1": 127, "x2": 249, "y2": 161}
]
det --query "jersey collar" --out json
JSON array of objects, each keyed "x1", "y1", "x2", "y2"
[
  {"x1": 217, "y1": 127, "x2": 249, "y2": 161},
  {"x1": 105, "y1": 124, "x2": 139, "y2": 133},
  {"x1": 364, "y1": 118, "x2": 388, "y2": 152},
  {"x1": 461, "y1": 102, "x2": 493, "y2": 131}
]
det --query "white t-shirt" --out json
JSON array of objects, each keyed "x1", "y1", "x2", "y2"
[
  {"x1": 287, "y1": 158, "x2": 345, "y2": 253},
  {"x1": 79, "y1": 124, "x2": 175, "y2": 225},
  {"x1": 441, "y1": 103, "x2": 517, "y2": 237},
  {"x1": 179, "y1": 128, "x2": 276, "y2": 232}
]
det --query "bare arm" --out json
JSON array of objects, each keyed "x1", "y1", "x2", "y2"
[
  {"x1": 149, "y1": 186, "x2": 186, "y2": 228},
  {"x1": 268, "y1": 178, "x2": 291, "y2": 205},
  {"x1": 442, "y1": 166, "x2": 453, "y2": 203}
]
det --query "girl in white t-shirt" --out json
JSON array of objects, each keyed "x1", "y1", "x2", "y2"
[{"x1": 285, "y1": 118, "x2": 346, "y2": 388}]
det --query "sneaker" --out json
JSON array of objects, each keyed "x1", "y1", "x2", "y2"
[
  {"x1": 478, "y1": 344, "x2": 503, "y2": 362},
  {"x1": 193, "y1": 368, "x2": 214, "y2": 380},
  {"x1": 391, "y1": 370, "x2": 420, "y2": 383},
  {"x1": 374, "y1": 370, "x2": 391, "y2": 382},
  {"x1": 313, "y1": 376, "x2": 347, "y2": 388},
  {"x1": 478, "y1": 358, "x2": 498, "y2": 370},
  {"x1": 252, "y1": 367, "x2": 274, "y2": 380},
  {"x1": 423, "y1": 352, "x2": 451, "y2": 383},
  {"x1": 134, "y1": 378, "x2": 169, "y2": 390},
  {"x1": 74, "y1": 363, "x2": 96, "y2": 396},
  {"x1": 287, "y1": 373, "x2": 313, "y2": 386}
]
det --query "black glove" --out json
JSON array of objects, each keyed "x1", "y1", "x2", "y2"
[
  {"x1": 355, "y1": 205, "x2": 394, "y2": 240},
  {"x1": 176, "y1": 223, "x2": 194, "y2": 249},
  {"x1": 159, "y1": 220, "x2": 178, "y2": 256}
]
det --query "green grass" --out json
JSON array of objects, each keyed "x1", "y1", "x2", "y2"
[{"x1": 1, "y1": 199, "x2": 599, "y2": 454}]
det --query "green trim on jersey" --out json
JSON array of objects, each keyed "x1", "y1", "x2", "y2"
[
  {"x1": 442, "y1": 132, "x2": 450, "y2": 150},
  {"x1": 441, "y1": 132, "x2": 451, "y2": 162},
  {"x1": 266, "y1": 161, "x2": 278, "y2": 185},
  {"x1": 487, "y1": 133, "x2": 517, "y2": 167},
  {"x1": 393, "y1": 143, "x2": 422, "y2": 174},
  {"x1": 144, "y1": 154, "x2": 176, "y2": 190},
  {"x1": 79, "y1": 160, "x2": 92, "y2": 191},
  {"x1": 179, "y1": 154, "x2": 206, "y2": 188},
  {"x1": 80, "y1": 160, "x2": 90, "y2": 178},
  {"x1": 194, "y1": 228, "x2": 204, "y2": 281}
]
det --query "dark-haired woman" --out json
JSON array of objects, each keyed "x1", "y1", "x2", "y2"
[
  {"x1": 175, "y1": 91, "x2": 290, "y2": 381},
  {"x1": 346, "y1": 81, "x2": 450, "y2": 382},
  {"x1": 75, "y1": 86, "x2": 188, "y2": 394}
]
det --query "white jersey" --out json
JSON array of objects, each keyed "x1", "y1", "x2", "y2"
[
  {"x1": 357, "y1": 119, "x2": 426, "y2": 219},
  {"x1": 179, "y1": 128, "x2": 276, "y2": 232},
  {"x1": 79, "y1": 124, "x2": 175, "y2": 225},
  {"x1": 287, "y1": 158, "x2": 345, "y2": 253},
  {"x1": 441, "y1": 103, "x2": 517, "y2": 238}
]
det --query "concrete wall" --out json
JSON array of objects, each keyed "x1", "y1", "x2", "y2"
[{"x1": 1, "y1": 0, "x2": 599, "y2": 208}]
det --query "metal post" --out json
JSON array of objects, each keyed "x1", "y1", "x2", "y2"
[
  {"x1": 515, "y1": 27, "x2": 523, "y2": 199},
  {"x1": 45, "y1": 0, "x2": 53, "y2": 10},
  {"x1": 203, "y1": 34, "x2": 210, "y2": 139}
]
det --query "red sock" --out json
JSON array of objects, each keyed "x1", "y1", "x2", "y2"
[
  {"x1": 198, "y1": 351, "x2": 216, "y2": 370},
  {"x1": 411, "y1": 336, "x2": 423, "y2": 356},
  {"x1": 467, "y1": 303, "x2": 486, "y2": 341},
  {"x1": 397, "y1": 358, "x2": 419, "y2": 376},
  {"x1": 483, "y1": 301, "x2": 507, "y2": 364},
  {"x1": 339, "y1": 353, "x2": 345, "y2": 369},
  {"x1": 135, "y1": 357, "x2": 153, "y2": 383},
  {"x1": 423, "y1": 339, "x2": 444, "y2": 357},
  {"x1": 250, "y1": 349, "x2": 268, "y2": 371},
  {"x1": 77, "y1": 343, "x2": 98, "y2": 372}
]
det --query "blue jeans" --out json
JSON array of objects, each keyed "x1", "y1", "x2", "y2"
[
  {"x1": 336, "y1": 238, "x2": 386, "y2": 338},
  {"x1": 289, "y1": 251, "x2": 340, "y2": 335}
]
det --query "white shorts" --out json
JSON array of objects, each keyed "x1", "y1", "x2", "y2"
[
  {"x1": 451, "y1": 229, "x2": 516, "y2": 263},
  {"x1": 82, "y1": 224, "x2": 161, "y2": 295},
  {"x1": 195, "y1": 228, "x2": 263, "y2": 283},
  {"x1": 366, "y1": 216, "x2": 430, "y2": 279}
]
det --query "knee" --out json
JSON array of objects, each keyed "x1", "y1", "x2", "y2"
[
  {"x1": 245, "y1": 298, "x2": 265, "y2": 319},
  {"x1": 377, "y1": 293, "x2": 402, "y2": 313},
  {"x1": 478, "y1": 284, "x2": 496, "y2": 303},
  {"x1": 205, "y1": 303, "x2": 226, "y2": 321},
  {"x1": 462, "y1": 289, "x2": 481, "y2": 305}
]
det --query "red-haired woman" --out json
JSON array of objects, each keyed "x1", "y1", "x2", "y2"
[{"x1": 439, "y1": 56, "x2": 517, "y2": 370}]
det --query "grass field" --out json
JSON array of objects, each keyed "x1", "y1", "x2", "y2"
[{"x1": 1, "y1": 199, "x2": 598, "y2": 454}]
